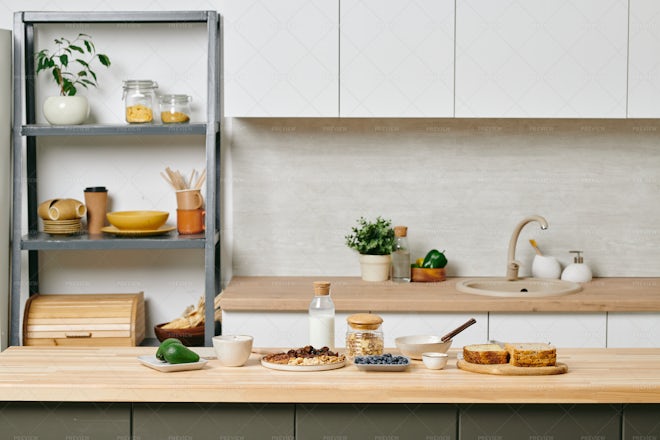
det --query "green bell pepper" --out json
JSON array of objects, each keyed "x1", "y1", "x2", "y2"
[{"x1": 422, "y1": 249, "x2": 447, "y2": 269}]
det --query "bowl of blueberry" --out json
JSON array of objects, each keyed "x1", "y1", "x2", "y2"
[{"x1": 353, "y1": 353, "x2": 410, "y2": 371}]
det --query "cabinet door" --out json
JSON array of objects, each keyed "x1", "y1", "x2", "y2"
[
  {"x1": 221, "y1": 0, "x2": 339, "y2": 117},
  {"x1": 624, "y1": 404, "x2": 660, "y2": 440},
  {"x1": 133, "y1": 403, "x2": 294, "y2": 440},
  {"x1": 455, "y1": 0, "x2": 628, "y2": 117},
  {"x1": 460, "y1": 404, "x2": 620, "y2": 440},
  {"x1": 607, "y1": 313, "x2": 660, "y2": 348},
  {"x1": 0, "y1": 402, "x2": 130, "y2": 439},
  {"x1": 297, "y1": 404, "x2": 457, "y2": 440},
  {"x1": 340, "y1": 0, "x2": 454, "y2": 117},
  {"x1": 628, "y1": 0, "x2": 660, "y2": 117},
  {"x1": 489, "y1": 313, "x2": 607, "y2": 347}
]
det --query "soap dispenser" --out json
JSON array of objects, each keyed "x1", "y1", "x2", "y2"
[{"x1": 560, "y1": 251, "x2": 592, "y2": 283}]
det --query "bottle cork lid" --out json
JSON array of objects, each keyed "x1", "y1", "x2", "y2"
[
  {"x1": 313, "y1": 281, "x2": 331, "y2": 296},
  {"x1": 347, "y1": 313, "x2": 383, "y2": 330},
  {"x1": 394, "y1": 226, "x2": 408, "y2": 237}
]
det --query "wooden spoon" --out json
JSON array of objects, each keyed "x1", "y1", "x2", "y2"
[{"x1": 441, "y1": 318, "x2": 477, "y2": 342}]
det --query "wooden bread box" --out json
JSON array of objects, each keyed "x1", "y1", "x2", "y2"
[{"x1": 23, "y1": 292, "x2": 145, "y2": 346}]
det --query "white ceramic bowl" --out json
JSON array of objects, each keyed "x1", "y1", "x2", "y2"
[
  {"x1": 422, "y1": 352, "x2": 449, "y2": 370},
  {"x1": 395, "y1": 335, "x2": 452, "y2": 360},
  {"x1": 212, "y1": 335, "x2": 253, "y2": 367}
]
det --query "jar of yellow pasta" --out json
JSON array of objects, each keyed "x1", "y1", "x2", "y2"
[
  {"x1": 122, "y1": 80, "x2": 158, "y2": 123},
  {"x1": 159, "y1": 94, "x2": 192, "y2": 124}
]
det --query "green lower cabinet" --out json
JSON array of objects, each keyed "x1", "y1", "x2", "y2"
[
  {"x1": 459, "y1": 404, "x2": 621, "y2": 440},
  {"x1": 132, "y1": 403, "x2": 294, "y2": 440},
  {"x1": 296, "y1": 403, "x2": 457, "y2": 440},
  {"x1": 0, "y1": 402, "x2": 130, "y2": 439},
  {"x1": 623, "y1": 404, "x2": 660, "y2": 440}
]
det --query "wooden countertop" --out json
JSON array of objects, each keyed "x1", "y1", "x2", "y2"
[
  {"x1": 219, "y1": 276, "x2": 660, "y2": 312},
  {"x1": 1, "y1": 346, "x2": 660, "y2": 403}
]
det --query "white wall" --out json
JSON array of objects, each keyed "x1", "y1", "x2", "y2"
[{"x1": 229, "y1": 118, "x2": 660, "y2": 278}]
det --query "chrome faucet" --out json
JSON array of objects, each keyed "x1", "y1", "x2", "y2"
[{"x1": 506, "y1": 215, "x2": 548, "y2": 281}]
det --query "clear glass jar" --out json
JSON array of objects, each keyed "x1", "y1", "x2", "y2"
[
  {"x1": 309, "y1": 281, "x2": 335, "y2": 350},
  {"x1": 160, "y1": 94, "x2": 192, "y2": 124},
  {"x1": 345, "y1": 313, "x2": 384, "y2": 359},
  {"x1": 392, "y1": 225, "x2": 411, "y2": 282},
  {"x1": 122, "y1": 80, "x2": 158, "y2": 123}
]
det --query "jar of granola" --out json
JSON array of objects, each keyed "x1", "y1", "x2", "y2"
[
  {"x1": 122, "y1": 80, "x2": 158, "y2": 123},
  {"x1": 345, "y1": 313, "x2": 384, "y2": 359}
]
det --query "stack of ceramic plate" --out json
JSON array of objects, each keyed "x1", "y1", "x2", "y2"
[{"x1": 42, "y1": 219, "x2": 82, "y2": 235}]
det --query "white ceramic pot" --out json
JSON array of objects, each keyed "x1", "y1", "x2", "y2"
[
  {"x1": 531, "y1": 255, "x2": 562, "y2": 279},
  {"x1": 359, "y1": 254, "x2": 391, "y2": 282},
  {"x1": 42, "y1": 95, "x2": 90, "y2": 125}
]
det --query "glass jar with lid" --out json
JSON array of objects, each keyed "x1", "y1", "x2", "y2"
[
  {"x1": 122, "y1": 80, "x2": 158, "y2": 123},
  {"x1": 345, "y1": 313, "x2": 384, "y2": 359},
  {"x1": 160, "y1": 94, "x2": 192, "y2": 124}
]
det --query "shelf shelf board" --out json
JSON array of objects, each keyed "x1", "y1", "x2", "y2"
[
  {"x1": 20, "y1": 231, "x2": 214, "y2": 250},
  {"x1": 21, "y1": 123, "x2": 209, "y2": 136},
  {"x1": 22, "y1": 11, "x2": 214, "y2": 24}
]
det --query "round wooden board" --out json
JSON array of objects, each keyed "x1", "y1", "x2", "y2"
[{"x1": 457, "y1": 359, "x2": 568, "y2": 376}]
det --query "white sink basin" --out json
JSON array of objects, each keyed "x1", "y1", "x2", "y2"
[{"x1": 456, "y1": 277, "x2": 582, "y2": 298}]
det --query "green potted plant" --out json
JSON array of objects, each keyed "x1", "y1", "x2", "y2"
[
  {"x1": 345, "y1": 216, "x2": 396, "y2": 281},
  {"x1": 36, "y1": 33, "x2": 111, "y2": 125}
]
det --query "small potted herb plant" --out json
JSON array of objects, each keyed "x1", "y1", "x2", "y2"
[
  {"x1": 36, "y1": 33, "x2": 111, "y2": 125},
  {"x1": 345, "y1": 216, "x2": 396, "y2": 281}
]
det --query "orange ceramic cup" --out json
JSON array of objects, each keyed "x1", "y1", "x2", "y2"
[
  {"x1": 177, "y1": 208, "x2": 205, "y2": 235},
  {"x1": 175, "y1": 189, "x2": 204, "y2": 210}
]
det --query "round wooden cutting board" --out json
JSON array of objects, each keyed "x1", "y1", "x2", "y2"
[{"x1": 457, "y1": 359, "x2": 568, "y2": 376}]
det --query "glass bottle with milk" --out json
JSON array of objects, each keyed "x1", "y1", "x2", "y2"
[{"x1": 309, "y1": 281, "x2": 335, "y2": 349}]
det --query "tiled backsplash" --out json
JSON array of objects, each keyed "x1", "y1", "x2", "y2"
[{"x1": 228, "y1": 118, "x2": 660, "y2": 278}]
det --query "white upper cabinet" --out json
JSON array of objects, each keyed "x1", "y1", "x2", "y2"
[
  {"x1": 340, "y1": 0, "x2": 455, "y2": 117},
  {"x1": 455, "y1": 0, "x2": 628, "y2": 118},
  {"x1": 628, "y1": 0, "x2": 660, "y2": 117},
  {"x1": 220, "y1": 0, "x2": 339, "y2": 117}
]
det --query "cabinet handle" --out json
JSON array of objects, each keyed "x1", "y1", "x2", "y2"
[{"x1": 65, "y1": 332, "x2": 92, "y2": 338}]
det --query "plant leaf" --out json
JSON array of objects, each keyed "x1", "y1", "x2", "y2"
[
  {"x1": 58, "y1": 54, "x2": 68, "y2": 67},
  {"x1": 62, "y1": 80, "x2": 76, "y2": 96},
  {"x1": 83, "y1": 40, "x2": 92, "y2": 53},
  {"x1": 75, "y1": 58, "x2": 89, "y2": 68},
  {"x1": 97, "y1": 54, "x2": 111, "y2": 67},
  {"x1": 78, "y1": 71, "x2": 87, "y2": 77},
  {"x1": 51, "y1": 68, "x2": 60, "y2": 85},
  {"x1": 69, "y1": 44, "x2": 84, "y2": 54}
]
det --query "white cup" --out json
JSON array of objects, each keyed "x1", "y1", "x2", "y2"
[
  {"x1": 531, "y1": 255, "x2": 562, "y2": 279},
  {"x1": 212, "y1": 335, "x2": 253, "y2": 367},
  {"x1": 422, "y1": 352, "x2": 449, "y2": 370}
]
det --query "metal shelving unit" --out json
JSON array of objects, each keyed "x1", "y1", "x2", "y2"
[{"x1": 10, "y1": 11, "x2": 221, "y2": 346}]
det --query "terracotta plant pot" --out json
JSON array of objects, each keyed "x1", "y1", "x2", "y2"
[
  {"x1": 42, "y1": 95, "x2": 90, "y2": 125},
  {"x1": 359, "y1": 254, "x2": 391, "y2": 282}
]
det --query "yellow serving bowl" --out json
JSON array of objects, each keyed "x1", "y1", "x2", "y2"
[{"x1": 106, "y1": 210, "x2": 169, "y2": 231}]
